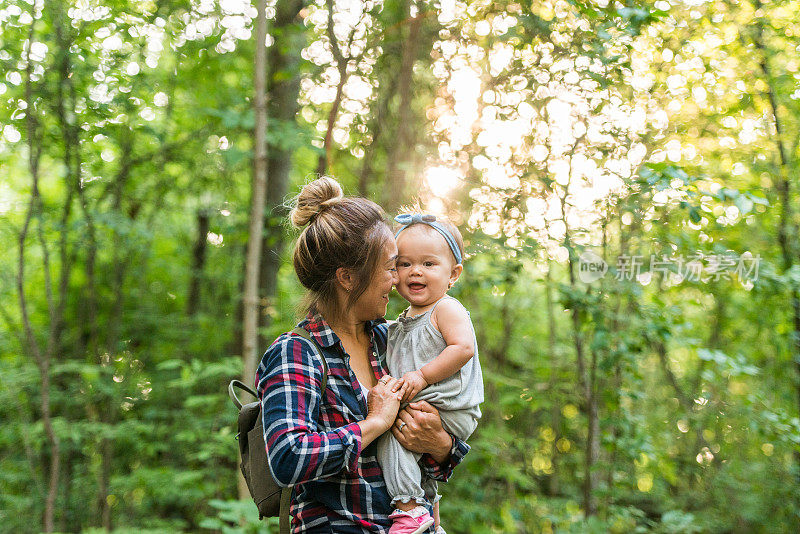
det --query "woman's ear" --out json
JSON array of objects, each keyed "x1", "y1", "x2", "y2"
[
  {"x1": 448, "y1": 264, "x2": 463, "y2": 288},
  {"x1": 335, "y1": 267, "x2": 354, "y2": 292}
]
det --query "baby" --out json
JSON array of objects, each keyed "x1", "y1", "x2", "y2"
[{"x1": 377, "y1": 213, "x2": 484, "y2": 534}]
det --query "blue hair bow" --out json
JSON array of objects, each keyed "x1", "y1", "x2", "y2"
[{"x1": 394, "y1": 213, "x2": 463, "y2": 264}]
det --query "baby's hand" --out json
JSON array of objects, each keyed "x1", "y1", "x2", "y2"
[{"x1": 398, "y1": 370, "x2": 428, "y2": 402}]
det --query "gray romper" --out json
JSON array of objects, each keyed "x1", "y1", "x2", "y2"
[{"x1": 377, "y1": 296, "x2": 484, "y2": 506}]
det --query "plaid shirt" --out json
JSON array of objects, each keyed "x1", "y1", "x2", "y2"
[{"x1": 255, "y1": 314, "x2": 470, "y2": 533}]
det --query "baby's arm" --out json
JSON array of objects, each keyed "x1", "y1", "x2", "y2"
[
  {"x1": 423, "y1": 298, "x2": 475, "y2": 383},
  {"x1": 397, "y1": 299, "x2": 475, "y2": 401}
]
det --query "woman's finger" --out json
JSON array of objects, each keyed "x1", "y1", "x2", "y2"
[
  {"x1": 396, "y1": 408, "x2": 411, "y2": 424},
  {"x1": 397, "y1": 409, "x2": 417, "y2": 429},
  {"x1": 407, "y1": 400, "x2": 437, "y2": 413},
  {"x1": 380, "y1": 377, "x2": 397, "y2": 391},
  {"x1": 371, "y1": 380, "x2": 400, "y2": 408},
  {"x1": 391, "y1": 426, "x2": 408, "y2": 445},
  {"x1": 376, "y1": 376, "x2": 390, "y2": 388}
]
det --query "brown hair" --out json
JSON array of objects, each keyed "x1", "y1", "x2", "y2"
[
  {"x1": 290, "y1": 177, "x2": 391, "y2": 320},
  {"x1": 395, "y1": 207, "x2": 465, "y2": 264}
]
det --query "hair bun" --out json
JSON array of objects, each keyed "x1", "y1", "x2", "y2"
[{"x1": 290, "y1": 177, "x2": 344, "y2": 228}]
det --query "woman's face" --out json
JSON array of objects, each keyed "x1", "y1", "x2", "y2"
[{"x1": 351, "y1": 235, "x2": 398, "y2": 322}]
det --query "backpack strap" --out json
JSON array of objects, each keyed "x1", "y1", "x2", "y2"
[
  {"x1": 279, "y1": 487, "x2": 291, "y2": 534},
  {"x1": 277, "y1": 327, "x2": 328, "y2": 534}
]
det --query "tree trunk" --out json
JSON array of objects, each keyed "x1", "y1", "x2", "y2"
[
  {"x1": 750, "y1": 0, "x2": 800, "y2": 473},
  {"x1": 98, "y1": 437, "x2": 113, "y2": 531},
  {"x1": 258, "y1": 0, "x2": 306, "y2": 353},
  {"x1": 187, "y1": 210, "x2": 210, "y2": 316},
  {"x1": 316, "y1": 0, "x2": 348, "y2": 176},
  {"x1": 56, "y1": 6, "x2": 104, "y2": 521},
  {"x1": 240, "y1": 0, "x2": 269, "y2": 501},
  {"x1": 545, "y1": 260, "x2": 560, "y2": 496},
  {"x1": 384, "y1": 0, "x2": 421, "y2": 211},
  {"x1": 19, "y1": 8, "x2": 61, "y2": 530},
  {"x1": 604, "y1": 214, "x2": 622, "y2": 510},
  {"x1": 559, "y1": 178, "x2": 597, "y2": 517},
  {"x1": 358, "y1": 68, "x2": 398, "y2": 197},
  {"x1": 94, "y1": 129, "x2": 135, "y2": 532},
  {"x1": 585, "y1": 325, "x2": 600, "y2": 518}
]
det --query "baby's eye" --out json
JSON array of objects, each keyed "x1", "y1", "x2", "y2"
[
  {"x1": 398, "y1": 261, "x2": 410, "y2": 267},
  {"x1": 424, "y1": 261, "x2": 435, "y2": 267}
]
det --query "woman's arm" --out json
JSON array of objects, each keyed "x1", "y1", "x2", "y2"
[{"x1": 258, "y1": 335, "x2": 399, "y2": 487}]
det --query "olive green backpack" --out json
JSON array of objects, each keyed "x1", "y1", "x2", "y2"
[{"x1": 228, "y1": 327, "x2": 328, "y2": 533}]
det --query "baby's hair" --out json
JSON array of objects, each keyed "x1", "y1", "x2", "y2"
[{"x1": 395, "y1": 204, "x2": 465, "y2": 263}]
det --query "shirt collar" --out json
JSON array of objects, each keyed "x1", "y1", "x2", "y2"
[{"x1": 300, "y1": 313, "x2": 386, "y2": 348}]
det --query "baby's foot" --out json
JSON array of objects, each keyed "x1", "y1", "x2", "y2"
[{"x1": 388, "y1": 506, "x2": 435, "y2": 534}]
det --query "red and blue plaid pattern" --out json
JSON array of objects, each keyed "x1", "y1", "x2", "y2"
[{"x1": 255, "y1": 314, "x2": 469, "y2": 533}]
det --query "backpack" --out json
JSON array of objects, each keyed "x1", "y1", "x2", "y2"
[{"x1": 228, "y1": 327, "x2": 328, "y2": 533}]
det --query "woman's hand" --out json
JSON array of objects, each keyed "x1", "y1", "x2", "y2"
[
  {"x1": 365, "y1": 375, "x2": 402, "y2": 432},
  {"x1": 391, "y1": 401, "x2": 453, "y2": 464}
]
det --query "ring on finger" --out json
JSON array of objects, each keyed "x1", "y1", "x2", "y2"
[
  {"x1": 379, "y1": 376, "x2": 390, "y2": 384},
  {"x1": 398, "y1": 421, "x2": 406, "y2": 431}
]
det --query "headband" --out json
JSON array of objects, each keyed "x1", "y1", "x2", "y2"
[{"x1": 394, "y1": 213, "x2": 463, "y2": 264}]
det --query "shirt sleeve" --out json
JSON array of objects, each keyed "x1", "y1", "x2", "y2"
[
  {"x1": 419, "y1": 433, "x2": 470, "y2": 482},
  {"x1": 256, "y1": 334, "x2": 363, "y2": 487}
]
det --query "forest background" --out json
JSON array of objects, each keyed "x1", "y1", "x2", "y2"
[{"x1": 2, "y1": 0, "x2": 800, "y2": 532}]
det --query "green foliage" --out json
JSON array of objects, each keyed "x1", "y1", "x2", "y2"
[
  {"x1": 2, "y1": 0, "x2": 800, "y2": 532},
  {"x1": 198, "y1": 500, "x2": 274, "y2": 534}
]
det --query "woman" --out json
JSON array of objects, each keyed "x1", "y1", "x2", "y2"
[{"x1": 255, "y1": 177, "x2": 469, "y2": 533}]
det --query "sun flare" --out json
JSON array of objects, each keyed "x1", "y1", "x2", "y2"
[{"x1": 424, "y1": 165, "x2": 463, "y2": 198}]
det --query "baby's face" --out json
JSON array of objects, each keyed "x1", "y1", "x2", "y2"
[{"x1": 395, "y1": 225, "x2": 460, "y2": 309}]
